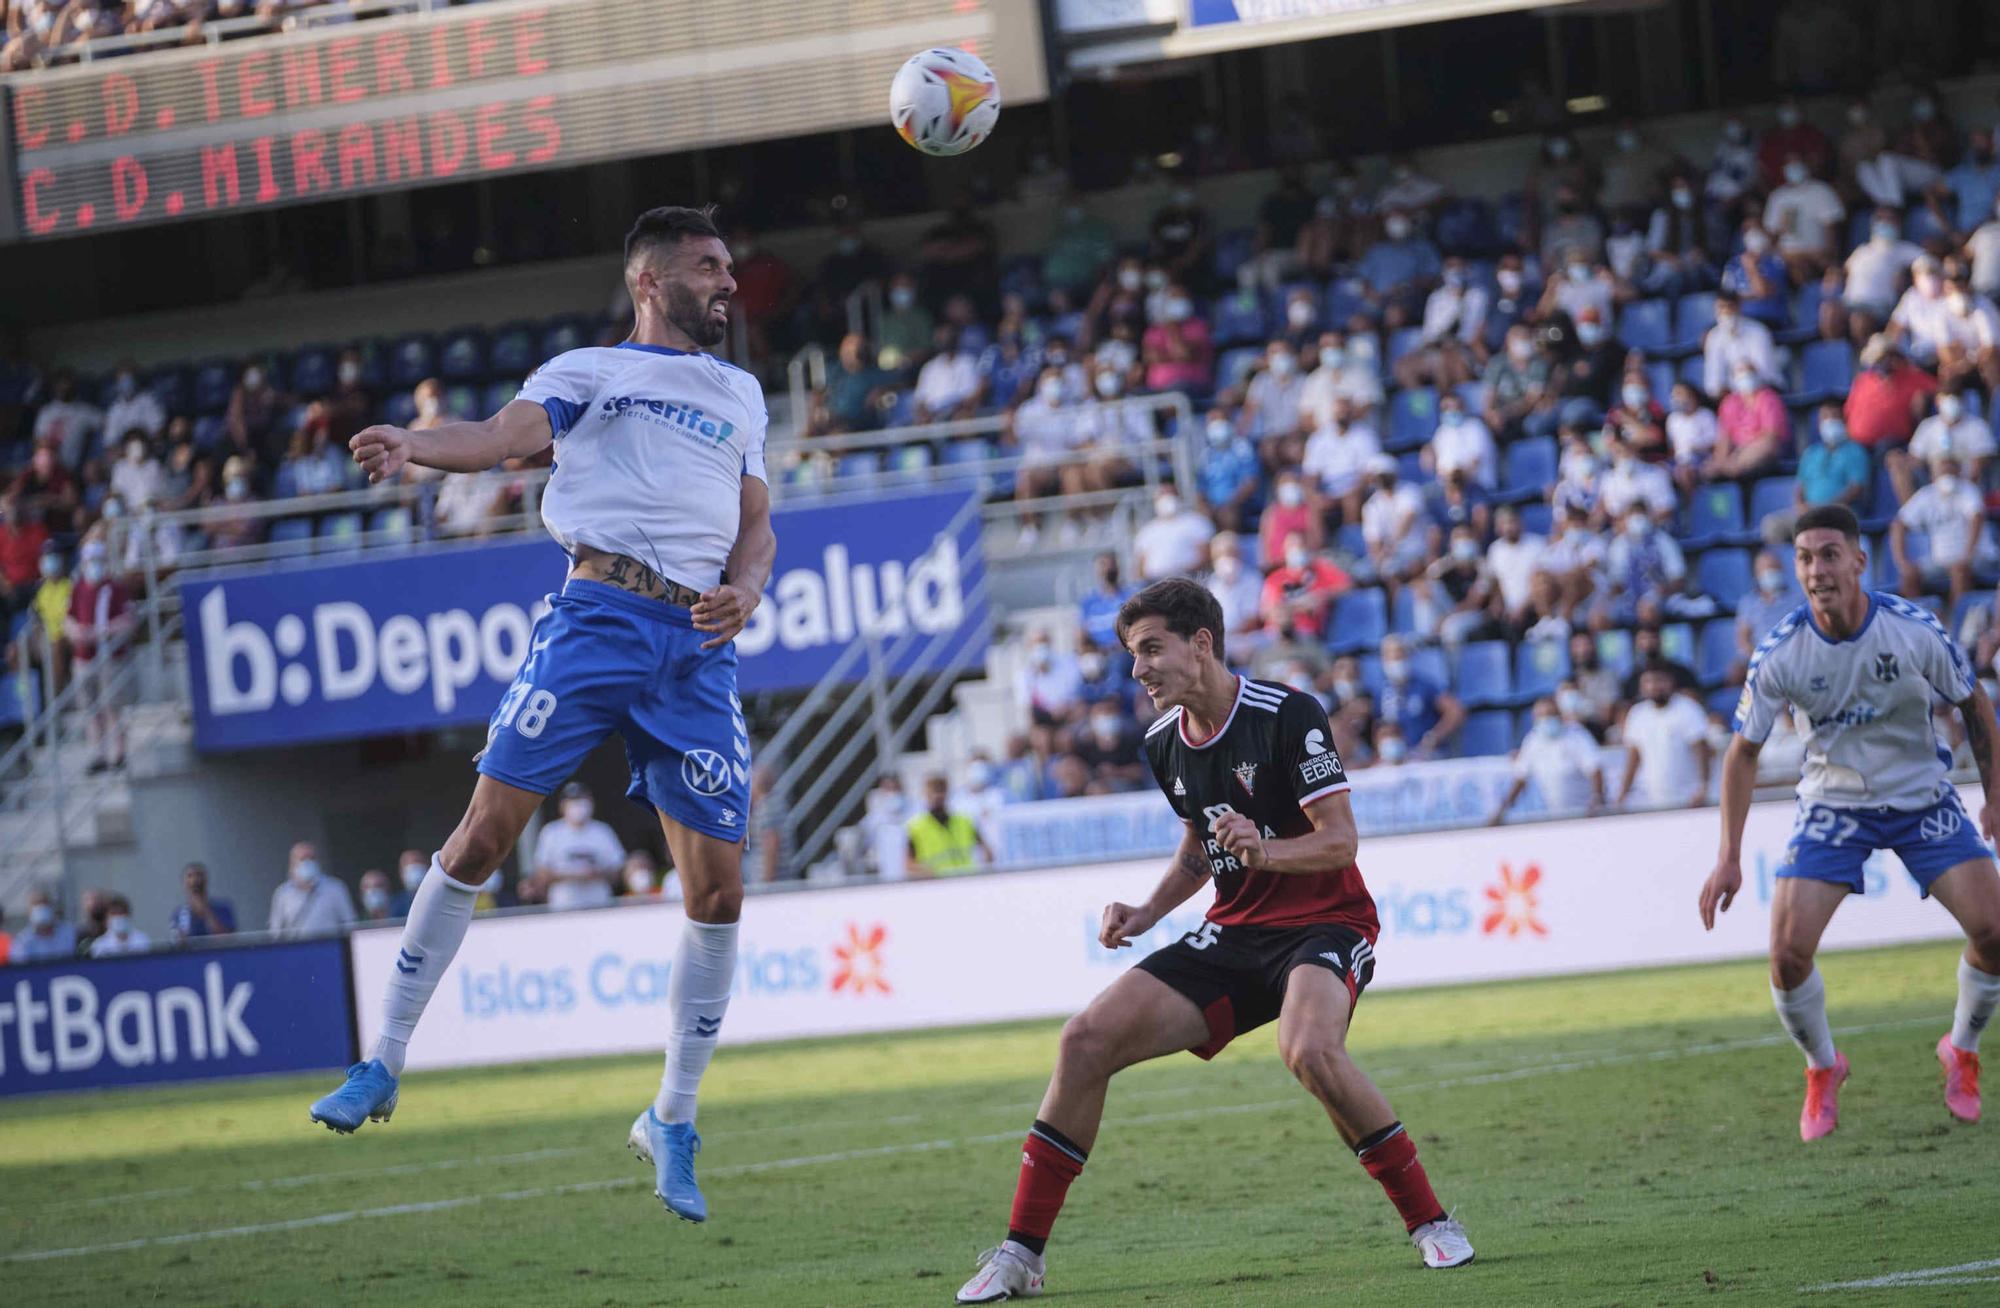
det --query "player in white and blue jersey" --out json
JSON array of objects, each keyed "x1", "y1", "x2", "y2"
[
  {"x1": 1700, "y1": 504, "x2": 2000, "y2": 1141},
  {"x1": 309, "y1": 206, "x2": 775, "y2": 1225}
]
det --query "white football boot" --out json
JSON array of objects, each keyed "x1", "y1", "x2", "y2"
[
  {"x1": 1412, "y1": 1215, "x2": 1475, "y2": 1269},
  {"x1": 953, "y1": 1241, "x2": 1045, "y2": 1303}
]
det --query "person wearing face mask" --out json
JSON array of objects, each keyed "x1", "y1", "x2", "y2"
[
  {"x1": 10, "y1": 890, "x2": 78, "y2": 963},
  {"x1": 1395, "y1": 258, "x2": 1487, "y2": 393},
  {"x1": 1887, "y1": 254, "x2": 1952, "y2": 367},
  {"x1": 1424, "y1": 393, "x2": 1498, "y2": 491},
  {"x1": 1480, "y1": 323, "x2": 1550, "y2": 441},
  {"x1": 1767, "y1": 402, "x2": 1870, "y2": 542},
  {"x1": 225, "y1": 360, "x2": 287, "y2": 461},
  {"x1": 64, "y1": 540, "x2": 132, "y2": 773},
  {"x1": 1259, "y1": 531, "x2": 1351, "y2": 644},
  {"x1": 1299, "y1": 330, "x2": 1384, "y2": 432},
  {"x1": 1903, "y1": 383, "x2": 1997, "y2": 493},
  {"x1": 323, "y1": 348, "x2": 373, "y2": 441},
  {"x1": 1133, "y1": 485, "x2": 1215, "y2": 582},
  {"x1": 1893, "y1": 455, "x2": 1986, "y2": 610},
  {"x1": 1732, "y1": 552, "x2": 1800, "y2": 680},
  {"x1": 269, "y1": 841, "x2": 358, "y2": 938},
  {"x1": 388, "y1": 850, "x2": 429, "y2": 917},
  {"x1": 1605, "y1": 371, "x2": 1668, "y2": 463},
  {"x1": 1197, "y1": 411, "x2": 1261, "y2": 533},
  {"x1": 1965, "y1": 192, "x2": 2000, "y2": 302},
  {"x1": 620, "y1": 849, "x2": 667, "y2": 899},
  {"x1": 876, "y1": 272, "x2": 937, "y2": 364},
  {"x1": 1700, "y1": 290, "x2": 1777, "y2": 402},
  {"x1": 1895, "y1": 90, "x2": 1956, "y2": 172},
  {"x1": 912, "y1": 324, "x2": 983, "y2": 424},
  {"x1": 1140, "y1": 282, "x2": 1214, "y2": 393},
  {"x1": 1761, "y1": 152, "x2": 1845, "y2": 282},
  {"x1": 1929, "y1": 274, "x2": 2000, "y2": 396},
  {"x1": 0, "y1": 494, "x2": 48, "y2": 633},
  {"x1": 1301, "y1": 395, "x2": 1384, "y2": 523},
  {"x1": 1414, "y1": 526, "x2": 1497, "y2": 651},
  {"x1": 904, "y1": 773, "x2": 993, "y2": 877},
  {"x1": 816, "y1": 221, "x2": 889, "y2": 304},
  {"x1": 1295, "y1": 192, "x2": 1351, "y2": 282},
  {"x1": 532, "y1": 782, "x2": 626, "y2": 911},
  {"x1": 1242, "y1": 341, "x2": 1308, "y2": 444},
  {"x1": 1722, "y1": 220, "x2": 1792, "y2": 328},
  {"x1": 1490, "y1": 697, "x2": 1606, "y2": 824},
  {"x1": 1539, "y1": 248, "x2": 1613, "y2": 327},
  {"x1": 1706, "y1": 117, "x2": 1759, "y2": 213},
  {"x1": 1597, "y1": 432, "x2": 1676, "y2": 528},
  {"x1": 1360, "y1": 454, "x2": 1428, "y2": 587},
  {"x1": 1076, "y1": 552, "x2": 1136, "y2": 659},
  {"x1": 104, "y1": 360, "x2": 165, "y2": 444},
  {"x1": 1069, "y1": 701, "x2": 1148, "y2": 793},
  {"x1": 1757, "y1": 99, "x2": 1832, "y2": 190},
  {"x1": 1202, "y1": 531, "x2": 1267, "y2": 654},
  {"x1": 1149, "y1": 185, "x2": 1212, "y2": 287},
  {"x1": 1018, "y1": 632, "x2": 1087, "y2": 735},
  {"x1": 1834, "y1": 207, "x2": 1924, "y2": 345},
  {"x1": 31, "y1": 369, "x2": 104, "y2": 471},
  {"x1": 1355, "y1": 210, "x2": 1442, "y2": 319},
  {"x1": 1010, "y1": 365, "x2": 1087, "y2": 546},
  {"x1": 1257, "y1": 471, "x2": 1321, "y2": 570},
  {"x1": 1844, "y1": 334, "x2": 1938, "y2": 449},
  {"x1": 1616, "y1": 662, "x2": 1712, "y2": 811},
  {"x1": 1644, "y1": 173, "x2": 1719, "y2": 300},
  {"x1": 1708, "y1": 364, "x2": 1788, "y2": 482},
  {"x1": 1601, "y1": 506, "x2": 1687, "y2": 628},
  {"x1": 170, "y1": 862, "x2": 238, "y2": 942},
  {"x1": 1370, "y1": 719, "x2": 1412, "y2": 769},
  {"x1": 357, "y1": 870, "x2": 398, "y2": 923}
]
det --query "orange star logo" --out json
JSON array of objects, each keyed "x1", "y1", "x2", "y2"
[
  {"x1": 939, "y1": 68, "x2": 995, "y2": 135},
  {"x1": 1481, "y1": 862, "x2": 1548, "y2": 938},
  {"x1": 830, "y1": 921, "x2": 891, "y2": 996}
]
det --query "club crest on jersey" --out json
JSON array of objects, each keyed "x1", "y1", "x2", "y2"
[
  {"x1": 1233, "y1": 762, "x2": 1258, "y2": 796},
  {"x1": 1810, "y1": 675, "x2": 1829, "y2": 692},
  {"x1": 1874, "y1": 652, "x2": 1900, "y2": 683}
]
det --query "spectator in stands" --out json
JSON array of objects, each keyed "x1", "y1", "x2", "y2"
[
  {"x1": 919, "y1": 193, "x2": 998, "y2": 317},
  {"x1": 11, "y1": 890, "x2": 76, "y2": 962},
  {"x1": 1369, "y1": 720, "x2": 1411, "y2": 769},
  {"x1": 1133, "y1": 485, "x2": 1214, "y2": 582},
  {"x1": 1946, "y1": 129, "x2": 2000, "y2": 230},
  {"x1": 1299, "y1": 330, "x2": 1385, "y2": 430},
  {"x1": 1966, "y1": 196, "x2": 2000, "y2": 300},
  {"x1": 1259, "y1": 532, "x2": 1350, "y2": 644},
  {"x1": 1480, "y1": 324, "x2": 1549, "y2": 442},
  {"x1": 1707, "y1": 116, "x2": 1760, "y2": 222},
  {"x1": 1702, "y1": 291, "x2": 1779, "y2": 399},
  {"x1": 1599, "y1": 507, "x2": 1686, "y2": 627},
  {"x1": 1241, "y1": 340, "x2": 1306, "y2": 445},
  {"x1": 1294, "y1": 195, "x2": 1352, "y2": 282},
  {"x1": 1302, "y1": 395, "x2": 1382, "y2": 522},
  {"x1": 1600, "y1": 436, "x2": 1676, "y2": 527},
  {"x1": 1427, "y1": 464, "x2": 1494, "y2": 547},
  {"x1": 1764, "y1": 152, "x2": 1844, "y2": 283},
  {"x1": 1829, "y1": 208, "x2": 1923, "y2": 345},
  {"x1": 911, "y1": 325, "x2": 982, "y2": 423},
  {"x1": 1708, "y1": 363, "x2": 1790, "y2": 482},
  {"x1": 12, "y1": 442, "x2": 79, "y2": 536},
  {"x1": 1537, "y1": 181, "x2": 1605, "y2": 273},
  {"x1": 1889, "y1": 255, "x2": 1948, "y2": 367},
  {"x1": 1042, "y1": 200, "x2": 1116, "y2": 301},
  {"x1": 1540, "y1": 508, "x2": 1606, "y2": 621},
  {"x1": 268, "y1": 842, "x2": 357, "y2": 938},
  {"x1": 66, "y1": 540, "x2": 130, "y2": 772},
  {"x1": 33, "y1": 369, "x2": 101, "y2": 471},
  {"x1": 1531, "y1": 307, "x2": 1622, "y2": 437},
  {"x1": 1423, "y1": 389, "x2": 1497, "y2": 490},
  {"x1": 1395, "y1": 257, "x2": 1487, "y2": 391},
  {"x1": 1933, "y1": 270, "x2": 2000, "y2": 394},
  {"x1": 1605, "y1": 369, "x2": 1668, "y2": 463},
  {"x1": 104, "y1": 362, "x2": 164, "y2": 443},
  {"x1": 1539, "y1": 248, "x2": 1617, "y2": 330},
  {"x1": 1203, "y1": 531, "x2": 1266, "y2": 657},
  {"x1": 1356, "y1": 210, "x2": 1441, "y2": 320},
  {"x1": 1893, "y1": 455, "x2": 1984, "y2": 608},
  {"x1": 1484, "y1": 506, "x2": 1546, "y2": 634},
  {"x1": 1412, "y1": 527, "x2": 1495, "y2": 649},
  {"x1": 357, "y1": 871, "x2": 395, "y2": 923},
  {"x1": 1140, "y1": 283, "x2": 1213, "y2": 393},
  {"x1": 1624, "y1": 622, "x2": 1699, "y2": 698},
  {"x1": 1018, "y1": 629, "x2": 1085, "y2": 742},
  {"x1": 1490, "y1": 696, "x2": 1606, "y2": 823},
  {"x1": 1845, "y1": 334, "x2": 1937, "y2": 449},
  {"x1": 533, "y1": 782, "x2": 624, "y2": 911},
  {"x1": 389, "y1": 850, "x2": 428, "y2": 917},
  {"x1": 819, "y1": 333, "x2": 894, "y2": 436},
  {"x1": 0, "y1": 494, "x2": 47, "y2": 634},
  {"x1": 1256, "y1": 469, "x2": 1319, "y2": 570},
  {"x1": 1601, "y1": 120, "x2": 1670, "y2": 211},
  {"x1": 224, "y1": 362, "x2": 286, "y2": 464},
  {"x1": 1248, "y1": 166, "x2": 1316, "y2": 291},
  {"x1": 1377, "y1": 634, "x2": 1465, "y2": 760},
  {"x1": 1646, "y1": 172, "x2": 1720, "y2": 299},
  {"x1": 1071, "y1": 702, "x2": 1147, "y2": 793},
  {"x1": 1734, "y1": 552, "x2": 1799, "y2": 679},
  {"x1": 1617, "y1": 661, "x2": 1713, "y2": 810},
  {"x1": 1564, "y1": 640, "x2": 1618, "y2": 734},
  {"x1": 1150, "y1": 184, "x2": 1212, "y2": 290},
  {"x1": 1905, "y1": 384, "x2": 1996, "y2": 492},
  {"x1": 1764, "y1": 402, "x2": 1869, "y2": 541},
  {"x1": 1759, "y1": 99, "x2": 1833, "y2": 189},
  {"x1": 877, "y1": 273, "x2": 934, "y2": 365},
  {"x1": 109, "y1": 431, "x2": 164, "y2": 512},
  {"x1": 1361, "y1": 454, "x2": 1429, "y2": 587},
  {"x1": 1077, "y1": 552, "x2": 1133, "y2": 652},
  {"x1": 1196, "y1": 412, "x2": 1260, "y2": 532},
  {"x1": 1723, "y1": 220, "x2": 1792, "y2": 328},
  {"x1": 905, "y1": 773, "x2": 992, "y2": 877},
  {"x1": 619, "y1": 849, "x2": 664, "y2": 899},
  {"x1": 170, "y1": 862, "x2": 237, "y2": 943}
]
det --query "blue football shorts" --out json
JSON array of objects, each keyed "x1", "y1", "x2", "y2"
[
  {"x1": 1779, "y1": 790, "x2": 1993, "y2": 895},
  {"x1": 477, "y1": 580, "x2": 750, "y2": 843}
]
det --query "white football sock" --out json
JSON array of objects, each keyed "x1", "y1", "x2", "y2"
[
  {"x1": 1950, "y1": 957, "x2": 2000, "y2": 1053},
  {"x1": 1772, "y1": 967, "x2": 1837, "y2": 1070},
  {"x1": 654, "y1": 918, "x2": 739, "y2": 1124},
  {"x1": 369, "y1": 856, "x2": 478, "y2": 1077}
]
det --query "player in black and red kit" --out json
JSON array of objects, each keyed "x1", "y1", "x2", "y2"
[{"x1": 953, "y1": 579, "x2": 1474, "y2": 1304}]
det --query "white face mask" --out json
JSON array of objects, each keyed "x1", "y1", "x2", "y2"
[
  {"x1": 1535, "y1": 717, "x2": 1562, "y2": 739},
  {"x1": 107, "y1": 914, "x2": 131, "y2": 937},
  {"x1": 1287, "y1": 301, "x2": 1315, "y2": 328},
  {"x1": 1206, "y1": 418, "x2": 1233, "y2": 446},
  {"x1": 1156, "y1": 495, "x2": 1180, "y2": 518},
  {"x1": 1622, "y1": 384, "x2": 1649, "y2": 409},
  {"x1": 1783, "y1": 162, "x2": 1808, "y2": 185},
  {"x1": 890, "y1": 287, "x2": 915, "y2": 310},
  {"x1": 1940, "y1": 395, "x2": 1964, "y2": 420},
  {"x1": 1777, "y1": 106, "x2": 1800, "y2": 128},
  {"x1": 338, "y1": 361, "x2": 362, "y2": 385},
  {"x1": 1742, "y1": 229, "x2": 1770, "y2": 254},
  {"x1": 361, "y1": 888, "x2": 390, "y2": 913},
  {"x1": 1091, "y1": 715, "x2": 1120, "y2": 741},
  {"x1": 1379, "y1": 737, "x2": 1408, "y2": 763},
  {"x1": 1319, "y1": 346, "x2": 1346, "y2": 370},
  {"x1": 1451, "y1": 538, "x2": 1480, "y2": 563},
  {"x1": 1625, "y1": 515, "x2": 1651, "y2": 539},
  {"x1": 1671, "y1": 188, "x2": 1693, "y2": 209},
  {"x1": 1732, "y1": 372, "x2": 1759, "y2": 396},
  {"x1": 1037, "y1": 378, "x2": 1064, "y2": 405},
  {"x1": 1030, "y1": 645, "x2": 1052, "y2": 669},
  {"x1": 563, "y1": 799, "x2": 593, "y2": 824},
  {"x1": 1936, "y1": 474, "x2": 1961, "y2": 493},
  {"x1": 1383, "y1": 659, "x2": 1410, "y2": 684},
  {"x1": 1576, "y1": 322, "x2": 1604, "y2": 346},
  {"x1": 1269, "y1": 352, "x2": 1296, "y2": 377},
  {"x1": 1497, "y1": 269, "x2": 1523, "y2": 295},
  {"x1": 1214, "y1": 555, "x2": 1240, "y2": 580},
  {"x1": 1508, "y1": 337, "x2": 1532, "y2": 362},
  {"x1": 29, "y1": 903, "x2": 54, "y2": 928},
  {"x1": 1758, "y1": 571, "x2": 1783, "y2": 594},
  {"x1": 401, "y1": 862, "x2": 426, "y2": 891},
  {"x1": 1384, "y1": 216, "x2": 1413, "y2": 241},
  {"x1": 244, "y1": 368, "x2": 265, "y2": 390},
  {"x1": 82, "y1": 560, "x2": 107, "y2": 584},
  {"x1": 626, "y1": 869, "x2": 656, "y2": 894},
  {"x1": 1095, "y1": 372, "x2": 1122, "y2": 399},
  {"x1": 294, "y1": 859, "x2": 321, "y2": 885},
  {"x1": 1277, "y1": 483, "x2": 1303, "y2": 508},
  {"x1": 1284, "y1": 546, "x2": 1310, "y2": 570},
  {"x1": 1164, "y1": 298, "x2": 1193, "y2": 321},
  {"x1": 1118, "y1": 268, "x2": 1142, "y2": 292},
  {"x1": 1077, "y1": 652, "x2": 1106, "y2": 680},
  {"x1": 226, "y1": 478, "x2": 251, "y2": 501},
  {"x1": 1556, "y1": 689, "x2": 1585, "y2": 716},
  {"x1": 39, "y1": 555, "x2": 61, "y2": 579}
]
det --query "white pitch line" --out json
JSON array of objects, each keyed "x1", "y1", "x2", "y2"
[
  {"x1": 3, "y1": 1013, "x2": 1941, "y2": 1267},
  {"x1": 1805, "y1": 1258, "x2": 2000, "y2": 1290}
]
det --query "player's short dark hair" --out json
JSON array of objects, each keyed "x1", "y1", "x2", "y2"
[
  {"x1": 1116, "y1": 578, "x2": 1226, "y2": 665},
  {"x1": 623, "y1": 205, "x2": 722, "y2": 266},
  {"x1": 1793, "y1": 503, "x2": 1861, "y2": 543}
]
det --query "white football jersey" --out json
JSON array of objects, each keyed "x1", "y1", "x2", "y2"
[
  {"x1": 516, "y1": 343, "x2": 768, "y2": 591},
  {"x1": 1735, "y1": 592, "x2": 1975, "y2": 810}
]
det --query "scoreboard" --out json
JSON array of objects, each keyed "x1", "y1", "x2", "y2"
[{"x1": 0, "y1": 0, "x2": 1049, "y2": 242}]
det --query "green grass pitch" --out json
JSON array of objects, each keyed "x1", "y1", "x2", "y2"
[{"x1": 4, "y1": 941, "x2": 1997, "y2": 1306}]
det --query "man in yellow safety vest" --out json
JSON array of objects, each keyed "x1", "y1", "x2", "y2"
[{"x1": 904, "y1": 772, "x2": 995, "y2": 878}]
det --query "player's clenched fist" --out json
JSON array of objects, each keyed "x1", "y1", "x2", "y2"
[
  {"x1": 1099, "y1": 902, "x2": 1155, "y2": 950},
  {"x1": 1211, "y1": 811, "x2": 1267, "y2": 869},
  {"x1": 350, "y1": 425, "x2": 412, "y2": 483}
]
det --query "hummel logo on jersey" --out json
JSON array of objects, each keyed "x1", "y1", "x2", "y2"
[
  {"x1": 599, "y1": 395, "x2": 737, "y2": 447},
  {"x1": 1233, "y1": 762, "x2": 1257, "y2": 796},
  {"x1": 1173, "y1": 776, "x2": 1186, "y2": 796}
]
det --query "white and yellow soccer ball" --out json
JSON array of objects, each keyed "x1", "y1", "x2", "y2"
[{"x1": 889, "y1": 47, "x2": 1001, "y2": 157}]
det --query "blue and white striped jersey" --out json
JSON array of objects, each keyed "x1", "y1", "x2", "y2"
[
  {"x1": 516, "y1": 342, "x2": 768, "y2": 592},
  {"x1": 1734, "y1": 592, "x2": 1976, "y2": 810}
]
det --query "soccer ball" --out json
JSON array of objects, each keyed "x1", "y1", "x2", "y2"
[{"x1": 889, "y1": 47, "x2": 1001, "y2": 157}]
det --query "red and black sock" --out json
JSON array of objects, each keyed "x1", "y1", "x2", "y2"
[
  {"x1": 1005, "y1": 1119, "x2": 1088, "y2": 1256},
  {"x1": 1354, "y1": 1121, "x2": 1446, "y2": 1232}
]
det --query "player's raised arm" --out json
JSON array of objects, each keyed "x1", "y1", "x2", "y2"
[
  {"x1": 350, "y1": 399, "x2": 553, "y2": 482},
  {"x1": 1100, "y1": 823, "x2": 1210, "y2": 949}
]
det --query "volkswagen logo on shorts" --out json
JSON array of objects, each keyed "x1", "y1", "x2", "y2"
[
  {"x1": 682, "y1": 749, "x2": 731, "y2": 796},
  {"x1": 1920, "y1": 807, "x2": 1963, "y2": 842}
]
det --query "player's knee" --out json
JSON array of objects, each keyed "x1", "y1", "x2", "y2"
[
  {"x1": 440, "y1": 817, "x2": 509, "y2": 884},
  {"x1": 1279, "y1": 1035, "x2": 1344, "y2": 1087},
  {"x1": 1963, "y1": 918, "x2": 2000, "y2": 965},
  {"x1": 683, "y1": 881, "x2": 743, "y2": 924},
  {"x1": 1769, "y1": 943, "x2": 1816, "y2": 990},
  {"x1": 1056, "y1": 1013, "x2": 1116, "y2": 1078}
]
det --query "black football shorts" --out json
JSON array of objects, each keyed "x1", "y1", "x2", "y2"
[{"x1": 1134, "y1": 920, "x2": 1376, "y2": 1060}]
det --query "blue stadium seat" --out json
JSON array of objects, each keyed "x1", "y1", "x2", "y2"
[
  {"x1": 286, "y1": 347, "x2": 336, "y2": 397},
  {"x1": 1500, "y1": 436, "x2": 1558, "y2": 505},
  {"x1": 1520, "y1": 502, "x2": 1553, "y2": 537},
  {"x1": 481, "y1": 381, "x2": 518, "y2": 415},
  {"x1": 1618, "y1": 299, "x2": 1671, "y2": 355},
  {"x1": 269, "y1": 518, "x2": 313, "y2": 547},
  {"x1": 272, "y1": 463, "x2": 300, "y2": 499},
  {"x1": 318, "y1": 513, "x2": 364, "y2": 552},
  {"x1": 191, "y1": 415, "x2": 226, "y2": 450},
  {"x1": 1335, "y1": 523, "x2": 1367, "y2": 559},
  {"x1": 1453, "y1": 380, "x2": 1487, "y2": 415},
  {"x1": 1704, "y1": 552, "x2": 1752, "y2": 616},
  {"x1": 1514, "y1": 639, "x2": 1570, "y2": 702},
  {"x1": 1397, "y1": 450, "x2": 1424, "y2": 484},
  {"x1": 368, "y1": 507, "x2": 414, "y2": 541},
  {"x1": 1386, "y1": 387, "x2": 1437, "y2": 452},
  {"x1": 193, "y1": 361, "x2": 235, "y2": 415},
  {"x1": 539, "y1": 317, "x2": 589, "y2": 361},
  {"x1": 1327, "y1": 587, "x2": 1388, "y2": 656},
  {"x1": 1597, "y1": 628, "x2": 1635, "y2": 681},
  {"x1": 1413, "y1": 645, "x2": 1450, "y2": 689},
  {"x1": 1323, "y1": 279, "x2": 1367, "y2": 328},
  {"x1": 1458, "y1": 710, "x2": 1515, "y2": 759},
  {"x1": 1454, "y1": 640, "x2": 1513, "y2": 708},
  {"x1": 438, "y1": 329, "x2": 488, "y2": 383},
  {"x1": 1211, "y1": 291, "x2": 1268, "y2": 347},
  {"x1": 1684, "y1": 483, "x2": 1745, "y2": 547},
  {"x1": 1660, "y1": 622, "x2": 1695, "y2": 667},
  {"x1": 1952, "y1": 594, "x2": 1992, "y2": 641},
  {"x1": 998, "y1": 256, "x2": 1043, "y2": 304},
  {"x1": 1796, "y1": 339, "x2": 1855, "y2": 403},
  {"x1": 0, "y1": 670, "x2": 37, "y2": 730},
  {"x1": 1213, "y1": 228, "x2": 1255, "y2": 284},
  {"x1": 942, "y1": 438, "x2": 995, "y2": 467},
  {"x1": 1433, "y1": 197, "x2": 1499, "y2": 257},
  {"x1": 1678, "y1": 353, "x2": 1706, "y2": 389},
  {"x1": 147, "y1": 367, "x2": 191, "y2": 415},
  {"x1": 381, "y1": 392, "x2": 419, "y2": 428},
  {"x1": 388, "y1": 335, "x2": 435, "y2": 389},
  {"x1": 959, "y1": 324, "x2": 993, "y2": 354},
  {"x1": 835, "y1": 450, "x2": 884, "y2": 482},
  {"x1": 488, "y1": 322, "x2": 538, "y2": 379},
  {"x1": 1748, "y1": 476, "x2": 1793, "y2": 529},
  {"x1": 1645, "y1": 361, "x2": 1676, "y2": 406},
  {"x1": 1706, "y1": 686, "x2": 1744, "y2": 719},
  {"x1": 1216, "y1": 346, "x2": 1265, "y2": 393},
  {"x1": 1697, "y1": 617, "x2": 1739, "y2": 688},
  {"x1": 443, "y1": 385, "x2": 479, "y2": 420},
  {"x1": 1673, "y1": 292, "x2": 1717, "y2": 351},
  {"x1": 1860, "y1": 462, "x2": 1898, "y2": 534},
  {"x1": 1390, "y1": 586, "x2": 1420, "y2": 637},
  {"x1": 890, "y1": 444, "x2": 935, "y2": 473},
  {"x1": 1386, "y1": 327, "x2": 1424, "y2": 368}
]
